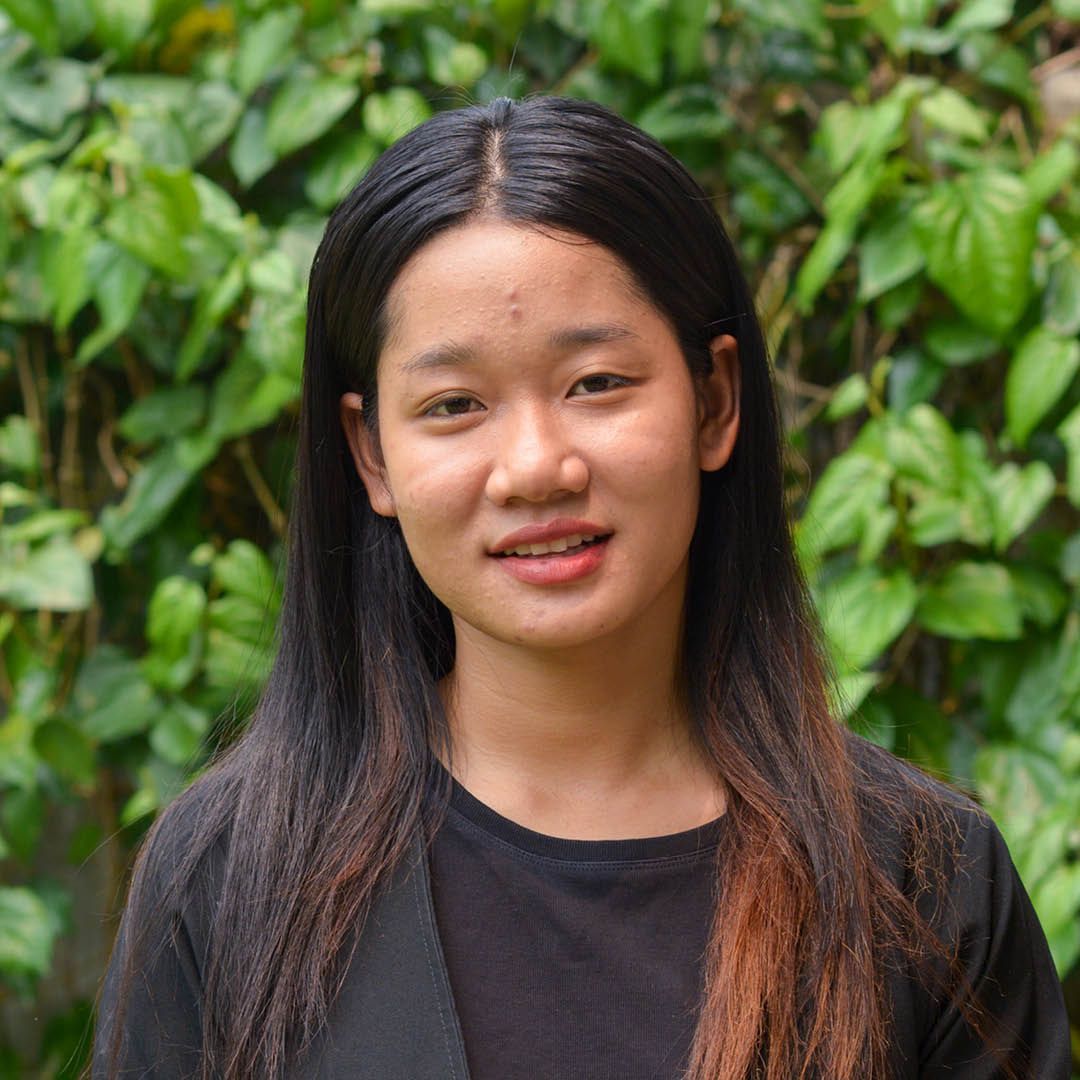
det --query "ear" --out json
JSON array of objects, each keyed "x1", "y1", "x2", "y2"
[
  {"x1": 697, "y1": 334, "x2": 740, "y2": 472},
  {"x1": 340, "y1": 391, "x2": 397, "y2": 517}
]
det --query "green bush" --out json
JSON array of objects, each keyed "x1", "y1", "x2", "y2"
[{"x1": 0, "y1": 0, "x2": 1077, "y2": 1072}]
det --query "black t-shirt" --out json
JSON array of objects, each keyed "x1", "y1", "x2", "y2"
[
  {"x1": 429, "y1": 775, "x2": 724, "y2": 1079},
  {"x1": 427, "y1": 768, "x2": 1070, "y2": 1080},
  {"x1": 94, "y1": 741, "x2": 1072, "y2": 1078}
]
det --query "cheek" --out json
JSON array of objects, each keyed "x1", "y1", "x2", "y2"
[{"x1": 593, "y1": 407, "x2": 701, "y2": 500}]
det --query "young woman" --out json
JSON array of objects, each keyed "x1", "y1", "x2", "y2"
[{"x1": 95, "y1": 96, "x2": 1069, "y2": 1080}]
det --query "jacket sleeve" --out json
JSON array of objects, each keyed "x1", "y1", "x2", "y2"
[
  {"x1": 93, "y1": 899, "x2": 205, "y2": 1079},
  {"x1": 918, "y1": 807, "x2": 1071, "y2": 1080},
  {"x1": 93, "y1": 801, "x2": 216, "y2": 1080}
]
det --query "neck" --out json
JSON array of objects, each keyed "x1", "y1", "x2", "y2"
[{"x1": 437, "y1": 576, "x2": 725, "y2": 838}]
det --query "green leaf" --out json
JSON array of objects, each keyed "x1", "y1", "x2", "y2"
[
  {"x1": 1033, "y1": 861, "x2": 1080, "y2": 976},
  {"x1": 886, "y1": 350, "x2": 944, "y2": 412},
  {"x1": 1044, "y1": 248, "x2": 1080, "y2": 337},
  {"x1": 2, "y1": 507, "x2": 87, "y2": 544},
  {"x1": 986, "y1": 462, "x2": 1056, "y2": 552},
  {"x1": 229, "y1": 107, "x2": 276, "y2": 188},
  {"x1": 1056, "y1": 402, "x2": 1080, "y2": 508},
  {"x1": 914, "y1": 170, "x2": 1038, "y2": 336},
  {"x1": 884, "y1": 403, "x2": 959, "y2": 487},
  {"x1": 205, "y1": 551, "x2": 280, "y2": 691},
  {"x1": 265, "y1": 70, "x2": 360, "y2": 158},
  {"x1": 1024, "y1": 140, "x2": 1080, "y2": 205},
  {"x1": 183, "y1": 82, "x2": 243, "y2": 163},
  {"x1": 0, "y1": 535, "x2": 93, "y2": 612},
  {"x1": 233, "y1": 8, "x2": 301, "y2": 96},
  {"x1": 816, "y1": 102, "x2": 869, "y2": 175},
  {"x1": 891, "y1": 417, "x2": 994, "y2": 548},
  {"x1": 247, "y1": 250, "x2": 296, "y2": 295},
  {"x1": 41, "y1": 226, "x2": 94, "y2": 331},
  {"x1": 0, "y1": 887, "x2": 61, "y2": 979},
  {"x1": 923, "y1": 317, "x2": 999, "y2": 366},
  {"x1": 1, "y1": 788, "x2": 45, "y2": 863},
  {"x1": 825, "y1": 374, "x2": 869, "y2": 421},
  {"x1": 120, "y1": 758, "x2": 185, "y2": 825},
  {"x1": 0, "y1": 415, "x2": 40, "y2": 476},
  {"x1": 205, "y1": 355, "x2": 300, "y2": 441},
  {"x1": 362, "y1": 0, "x2": 435, "y2": 11},
  {"x1": 304, "y1": 131, "x2": 380, "y2": 211},
  {"x1": 118, "y1": 385, "x2": 207, "y2": 443},
  {"x1": 858, "y1": 205, "x2": 925, "y2": 301},
  {"x1": 362, "y1": 88, "x2": 432, "y2": 145},
  {"x1": 213, "y1": 540, "x2": 281, "y2": 609},
  {"x1": 635, "y1": 86, "x2": 734, "y2": 144},
  {"x1": 0, "y1": 714, "x2": 39, "y2": 790},
  {"x1": 104, "y1": 168, "x2": 200, "y2": 280},
  {"x1": 1052, "y1": 0, "x2": 1080, "y2": 15},
  {"x1": 176, "y1": 256, "x2": 246, "y2": 380},
  {"x1": 142, "y1": 576, "x2": 206, "y2": 692},
  {"x1": 1004, "y1": 326, "x2": 1080, "y2": 446},
  {"x1": 732, "y1": 0, "x2": 825, "y2": 38},
  {"x1": 918, "y1": 561, "x2": 1023, "y2": 640},
  {"x1": 728, "y1": 150, "x2": 811, "y2": 234},
  {"x1": 90, "y1": 0, "x2": 152, "y2": 55},
  {"x1": 830, "y1": 671, "x2": 879, "y2": 720},
  {"x1": 2, "y1": 59, "x2": 90, "y2": 135},
  {"x1": 669, "y1": 0, "x2": 710, "y2": 76},
  {"x1": 974, "y1": 741, "x2": 1061, "y2": 845},
  {"x1": 818, "y1": 566, "x2": 918, "y2": 671},
  {"x1": 0, "y1": 0, "x2": 61, "y2": 53},
  {"x1": 73, "y1": 646, "x2": 161, "y2": 743},
  {"x1": 32, "y1": 719, "x2": 95, "y2": 787},
  {"x1": 149, "y1": 699, "x2": 209, "y2": 766},
  {"x1": 75, "y1": 243, "x2": 151, "y2": 366},
  {"x1": 958, "y1": 33, "x2": 1033, "y2": 103},
  {"x1": 944, "y1": 0, "x2": 1013, "y2": 35},
  {"x1": 595, "y1": 0, "x2": 666, "y2": 86},
  {"x1": 917, "y1": 86, "x2": 989, "y2": 142},
  {"x1": 798, "y1": 95, "x2": 907, "y2": 311},
  {"x1": 796, "y1": 218, "x2": 857, "y2": 312},
  {"x1": 99, "y1": 432, "x2": 220, "y2": 551},
  {"x1": 54, "y1": 0, "x2": 94, "y2": 47},
  {"x1": 423, "y1": 26, "x2": 488, "y2": 86},
  {"x1": 244, "y1": 290, "x2": 305, "y2": 380},
  {"x1": 795, "y1": 449, "x2": 893, "y2": 568},
  {"x1": 1008, "y1": 564, "x2": 1067, "y2": 629}
]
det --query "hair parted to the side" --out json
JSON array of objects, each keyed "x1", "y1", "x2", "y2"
[{"x1": 102, "y1": 96, "x2": 1004, "y2": 1080}]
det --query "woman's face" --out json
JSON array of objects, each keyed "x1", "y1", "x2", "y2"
[{"x1": 341, "y1": 221, "x2": 739, "y2": 652}]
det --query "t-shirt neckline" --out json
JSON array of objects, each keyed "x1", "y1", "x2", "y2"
[{"x1": 439, "y1": 761, "x2": 727, "y2": 864}]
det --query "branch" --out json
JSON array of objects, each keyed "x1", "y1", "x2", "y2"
[{"x1": 233, "y1": 438, "x2": 287, "y2": 538}]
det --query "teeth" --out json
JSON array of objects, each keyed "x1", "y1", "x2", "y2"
[{"x1": 502, "y1": 533, "x2": 592, "y2": 557}]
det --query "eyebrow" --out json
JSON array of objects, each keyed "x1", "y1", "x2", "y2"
[{"x1": 397, "y1": 323, "x2": 641, "y2": 375}]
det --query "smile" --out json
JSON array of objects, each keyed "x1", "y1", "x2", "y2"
[{"x1": 497, "y1": 534, "x2": 606, "y2": 557}]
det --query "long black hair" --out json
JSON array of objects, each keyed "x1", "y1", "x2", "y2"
[{"x1": 102, "y1": 96, "x2": 985, "y2": 1080}]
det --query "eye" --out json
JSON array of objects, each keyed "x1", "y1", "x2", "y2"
[
  {"x1": 425, "y1": 395, "x2": 483, "y2": 417},
  {"x1": 569, "y1": 373, "x2": 632, "y2": 396}
]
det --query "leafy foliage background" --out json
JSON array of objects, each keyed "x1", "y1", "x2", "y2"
[{"x1": 0, "y1": 0, "x2": 1078, "y2": 1073}]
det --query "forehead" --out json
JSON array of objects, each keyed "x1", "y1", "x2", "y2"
[{"x1": 379, "y1": 221, "x2": 650, "y2": 356}]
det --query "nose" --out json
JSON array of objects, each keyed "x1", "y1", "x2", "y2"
[{"x1": 484, "y1": 402, "x2": 589, "y2": 505}]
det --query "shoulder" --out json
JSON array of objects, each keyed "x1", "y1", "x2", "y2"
[
  {"x1": 844, "y1": 734, "x2": 1070, "y2": 1077},
  {"x1": 121, "y1": 765, "x2": 237, "y2": 951},
  {"x1": 842, "y1": 731, "x2": 992, "y2": 883}
]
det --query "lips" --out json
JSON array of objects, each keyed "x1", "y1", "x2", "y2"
[
  {"x1": 496, "y1": 532, "x2": 604, "y2": 557},
  {"x1": 489, "y1": 517, "x2": 611, "y2": 557}
]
